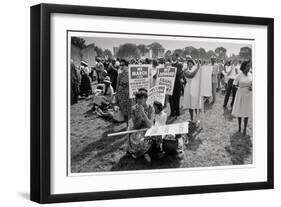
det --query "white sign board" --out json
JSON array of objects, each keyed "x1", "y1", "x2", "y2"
[
  {"x1": 128, "y1": 64, "x2": 150, "y2": 98},
  {"x1": 147, "y1": 85, "x2": 166, "y2": 106},
  {"x1": 145, "y1": 122, "x2": 189, "y2": 137},
  {"x1": 156, "y1": 66, "x2": 177, "y2": 95}
]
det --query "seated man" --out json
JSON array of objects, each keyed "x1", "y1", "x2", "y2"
[{"x1": 92, "y1": 76, "x2": 114, "y2": 111}]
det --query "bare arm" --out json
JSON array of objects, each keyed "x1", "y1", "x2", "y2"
[
  {"x1": 139, "y1": 106, "x2": 153, "y2": 128},
  {"x1": 184, "y1": 63, "x2": 200, "y2": 79}
]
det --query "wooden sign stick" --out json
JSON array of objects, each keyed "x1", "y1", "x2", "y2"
[{"x1": 107, "y1": 128, "x2": 148, "y2": 137}]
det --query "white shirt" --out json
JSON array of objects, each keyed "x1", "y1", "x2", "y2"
[
  {"x1": 154, "y1": 111, "x2": 167, "y2": 126},
  {"x1": 225, "y1": 65, "x2": 238, "y2": 80}
]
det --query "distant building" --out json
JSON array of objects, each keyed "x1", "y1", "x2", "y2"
[
  {"x1": 113, "y1": 47, "x2": 119, "y2": 58},
  {"x1": 157, "y1": 48, "x2": 165, "y2": 58},
  {"x1": 113, "y1": 45, "x2": 165, "y2": 59}
]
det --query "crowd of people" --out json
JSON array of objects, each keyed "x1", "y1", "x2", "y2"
[{"x1": 71, "y1": 53, "x2": 252, "y2": 163}]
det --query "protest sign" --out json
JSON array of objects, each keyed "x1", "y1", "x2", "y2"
[
  {"x1": 128, "y1": 64, "x2": 150, "y2": 98},
  {"x1": 145, "y1": 122, "x2": 189, "y2": 137},
  {"x1": 147, "y1": 85, "x2": 166, "y2": 106},
  {"x1": 156, "y1": 66, "x2": 177, "y2": 95}
]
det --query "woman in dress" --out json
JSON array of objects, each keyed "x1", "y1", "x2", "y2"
[
  {"x1": 182, "y1": 59, "x2": 202, "y2": 122},
  {"x1": 116, "y1": 59, "x2": 132, "y2": 125},
  {"x1": 128, "y1": 91, "x2": 153, "y2": 162},
  {"x1": 232, "y1": 60, "x2": 252, "y2": 135}
]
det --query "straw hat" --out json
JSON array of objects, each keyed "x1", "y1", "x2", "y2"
[{"x1": 81, "y1": 60, "x2": 88, "y2": 66}]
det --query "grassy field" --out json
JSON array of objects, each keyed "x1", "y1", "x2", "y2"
[{"x1": 70, "y1": 90, "x2": 252, "y2": 173}]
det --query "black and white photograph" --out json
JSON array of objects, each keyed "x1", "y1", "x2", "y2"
[
  {"x1": 28, "y1": 3, "x2": 274, "y2": 203},
  {"x1": 69, "y1": 31, "x2": 254, "y2": 174}
]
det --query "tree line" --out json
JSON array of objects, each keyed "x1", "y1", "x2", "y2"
[{"x1": 71, "y1": 36, "x2": 251, "y2": 60}]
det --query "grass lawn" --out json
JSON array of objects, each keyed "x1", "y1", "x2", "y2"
[{"x1": 70, "y1": 90, "x2": 252, "y2": 173}]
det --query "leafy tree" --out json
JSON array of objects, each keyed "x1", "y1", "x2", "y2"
[
  {"x1": 215, "y1": 47, "x2": 227, "y2": 59},
  {"x1": 173, "y1": 49, "x2": 184, "y2": 57},
  {"x1": 94, "y1": 46, "x2": 104, "y2": 57},
  {"x1": 206, "y1": 50, "x2": 216, "y2": 59},
  {"x1": 137, "y1": 44, "x2": 148, "y2": 56},
  {"x1": 183, "y1": 46, "x2": 196, "y2": 57},
  {"x1": 197, "y1": 48, "x2": 207, "y2": 59},
  {"x1": 164, "y1": 50, "x2": 172, "y2": 59},
  {"x1": 191, "y1": 49, "x2": 200, "y2": 59},
  {"x1": 71, "y1": 37, "x2": 86, "y2": 49},
  {"x1": 239, "y1": 47, "x2": 252, "y2": 60},
  {"x1": 116, "y1": 43, "x2": 140, "y2": 59},
  {"x1": 104, "y1": 49, "x2": 113, "y2": 58}
]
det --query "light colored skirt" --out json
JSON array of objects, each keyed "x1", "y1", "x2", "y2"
[
  {"x1": 182, "y1": 84, "x2": 203, "y2": 110},
  {"x1": 232, "y1": 87, "x2": 252, "y2": 118}
]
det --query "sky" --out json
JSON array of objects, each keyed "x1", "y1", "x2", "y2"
[{"x1": 82, "y1": 36, "x2": 252, "y2": 56}]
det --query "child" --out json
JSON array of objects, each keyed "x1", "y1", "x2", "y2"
[{"x1": 152, "y1": 101, "x2": 167, "y2": 157}]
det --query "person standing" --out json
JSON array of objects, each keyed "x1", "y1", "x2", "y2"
[
  {"x1": 116, "y1": 59, "x2": 132, "y2": 125},
  {"x1": 223, "y1": 60, "x2": 239, "y2": 109},
  {"x1": 169, "y1": 57, "x2": 183, "y2": 119},
  {"x1": 70, "y1": 61, "x2": 80, "y2": 104},
  {"x1": 107, "y1": 58, "x2": 118, "y2": 91},
  {"x1": 149, "y1": 59, "x2": 158, "y2": 88},
  {"x1": 183, "y1": 59, "x2": 202, "y2": 122},
  {"x1": 217, "y1": 59, "x2": 225, "y2": 91},
  {"x1": 79, "y1": 60, "x2": 92, "y2": 97},
  {"x1": 96, "y1": 57, "x2": 105, "y2": 83},
  {"x1": 210, "y1": 55, "x2": 219, "y2": 104},
  {"x1": 232, "y1": 60, "x2": 252, "y2": 135}
]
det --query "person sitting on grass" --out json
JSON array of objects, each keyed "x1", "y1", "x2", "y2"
[
  {"x1": 153, "y1": 101, "x2": 167, "y2": 126},
  {"x1": 128, "y1": 91, "x2": 153, "y2": 163},
  {"x1": 92, "y1": 76, "x2": 114, "y2": 112},
  {"x1": 151, "y1": 101, "x2": 167, "y2": 158}
]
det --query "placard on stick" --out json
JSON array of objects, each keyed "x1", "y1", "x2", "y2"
[
  {"x1": 156, "y1": 66, "x2": 177, "y2": 95},
  {"x1": 128, "y1": 64, "x2": 150, "y2": 98},
  {"x1": 147, "y1": 85, "x2": 166, "y2": 106}
]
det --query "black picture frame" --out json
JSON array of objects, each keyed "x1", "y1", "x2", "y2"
[{"x1": 30, "y1": 3, "x2": 274, "y2": 204}]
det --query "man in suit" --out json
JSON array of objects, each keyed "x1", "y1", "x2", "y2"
[{"x1": 169, "y1": 56, "x2": 183, "y2": 119}]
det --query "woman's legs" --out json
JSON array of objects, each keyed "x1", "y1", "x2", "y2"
[
  {"x1": 238, "y1": 117, "x2": 242, "y2": 133},
  {"x1": 211, "y1": 82, "x2": 216, "y2": 104},
  {"x1": 243, "y1": 117, "x2": 248, "y2": 135},
  {"x1": 189, "y1": 109, "x2": 193, "y2": 121}
]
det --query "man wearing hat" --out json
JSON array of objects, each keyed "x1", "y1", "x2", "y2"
[
  {"x1": 80, "y1": 60, "x2": 90, "y2": 74},
  {"x1": 92, "y1": 76, "x2": 114, "y2": 111},
  {"x1": 103, "y1": 76, "x2": 114, "y2": 102},
  {"x1": 210, "y1": 55, "x2": 219, "y2": 104}
]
